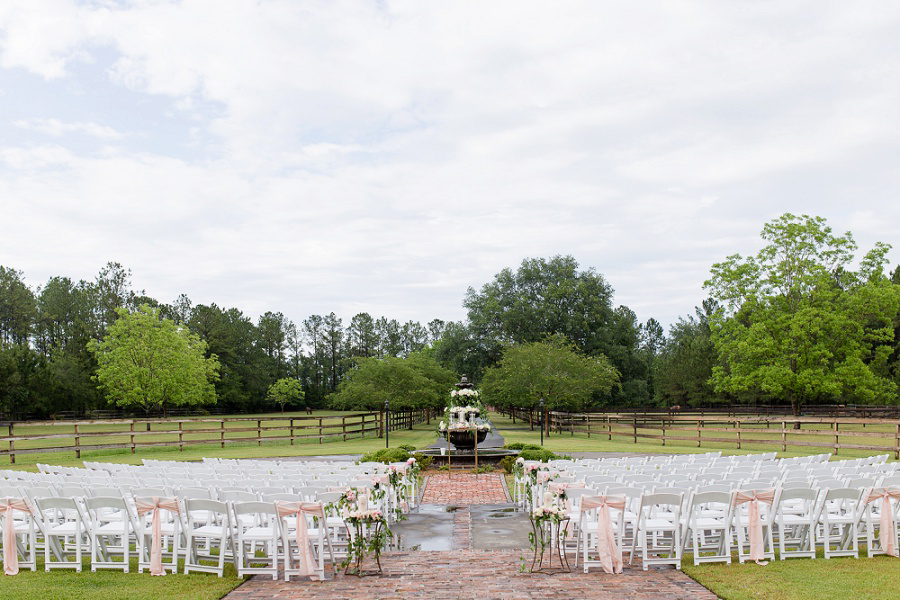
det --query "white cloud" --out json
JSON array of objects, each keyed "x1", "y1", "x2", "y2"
[{"x1": 2, "y1": 1, "x2": 900, "y2": 331}]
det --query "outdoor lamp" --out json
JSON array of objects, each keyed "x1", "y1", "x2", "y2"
[
  {"x1": 384, "y1": 399, "x2": 390, "y2": 448},
  {"x1": 539, "y1": 395, "x2": 545, "y2": 446}
]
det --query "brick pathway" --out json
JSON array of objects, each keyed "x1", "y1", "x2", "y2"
[
  {"x1": 421, "y1": 474, "x2": 509, "y2": 504},
  {"x1": 224, "y1": 472, "x2": 718, "y2": 599}
]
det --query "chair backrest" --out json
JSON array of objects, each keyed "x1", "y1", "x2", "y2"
[
  {"x1": 317, "y1": 491, "x2": 343, "y2": 505},
  {"x1": 696, "y1": 483, "x2": 733, "y2": 494},
  {"x1": 35, "y1": 495, "x2": 80, "y2": 513},
  {"x1": 176, "y1": 487, "x2": 213, "y2": 501},
  {"x1": 129, "y1": 486, "x2": 169, "y2": 498},
  {"x1": 642, "y1": 492, "x2": 683, "y2": 510},
  {"x1": 185, "y1": 498, "x2": 228, "y2": 514},
  {"x1": 231, "y1": 500, "x2": 278, "y2": 526},
  {"x1": 263, "y1": 492, "x2": 304, "y2": 502},
  {"x1": 91, "y1": 485, "x2": 122, "y2": 497},
  {"x1": 219, "y1": 490, "x2": 257, "y2": 502}
]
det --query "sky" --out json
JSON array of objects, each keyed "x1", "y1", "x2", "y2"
[{"x1": 2, "y1": 1, "x2": 900, "y2": 332}]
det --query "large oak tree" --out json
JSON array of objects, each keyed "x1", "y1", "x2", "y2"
[
  {"x1": 704, "y1": 214, "x2": 900, "y2": 417},
  {"x1": 89, "y1": 305, "x2": 220, "y2": 415}
]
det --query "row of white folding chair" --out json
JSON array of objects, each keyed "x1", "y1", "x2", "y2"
[{"x1": 10, "y1": 493, "x2": 339, "y2": 580}]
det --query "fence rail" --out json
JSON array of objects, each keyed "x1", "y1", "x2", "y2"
[
  {"x1": 546, "y1": 412, "x2": 900, "y2": 459},
  {"x1": 0, "y1": 412, "x2": 387, "y2": 464}
]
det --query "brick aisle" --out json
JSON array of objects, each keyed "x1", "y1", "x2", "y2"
[
  {"x1": 224, "y1": 471, "x2": 718, "y2": 599},
  {"x1": 226, "y1": 550, "x2": 717, "y2": 599},
  {"x1": 420, "y1": 473, "x2": 509, "y2": 504}
]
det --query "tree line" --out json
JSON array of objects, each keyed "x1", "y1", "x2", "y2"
[{"x1": 2, "y1": 213, "x2": 899, "y2": 419}]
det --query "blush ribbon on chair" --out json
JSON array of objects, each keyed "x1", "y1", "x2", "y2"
[
  {"x1": 1, "y1": 497, "x2": 32, "y2": 575},
  {"x1": 864, "y1": 486, "x2": 900, "y2": 557},
  {"x1": 275, "y1": 501, "x2": 326, "y2": 576},
  {"x1": 135, "y1": 496, "x2": 181, "y2": 576},
  {"x1": 732, "y1": 489, "x2": 776, "y2": 564},
  {"x1": 580, "y1": 495, "x2": 626, "y2": 574}
]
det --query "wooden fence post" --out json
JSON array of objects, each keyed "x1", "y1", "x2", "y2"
[
  {"x1": 735, "y1": 420, "x2": 741, "y2": 450},
  {"x1": 607, "y1": 415, "x2": 612, "y2": 441},
  {"x1": 698, "y1": 420, "x2": 703, "y2": 448},
  {"x1": 895, "y1": 423, "x2": 899, "y2": 460},
  {"x1": 290, "y1": 419, "x2": 295, "y2": 445},
  {"x1": 9, "y1": 422, "x2": 14, "y2": 465},
  {"x1": 130, "y1": 421, "x2": 136, "y2": 454},
  {"x1": 781, "y1": 421, "x2": 787, "y2": 452},
  {"x1": 342, "y1": 416, "x2": 347, "y2": 442},
  {"x1": 633, "y1": 418, "x2": 637, "y2": 445},
  {"x1": 833, "y1": 421, "x2": 839, "y2": 455},
  {"x1": 178, "y1": 421, "x2": 184, "y2": 452},
  {"x1": 257, "y1": 420, "x2": 262, "y2": 447},
  {"x1": 74, "y1": 423, "x2": 80, "y2": 459},
  {"x1": 661, "y1": 419, "x2": 666, "y2": 447},
  {"x1": 319, "y1": 417, "x2": 323, "y2": 444},
  {"x1": 220, "y1": 420, "x2": 225, "y2": 449}
]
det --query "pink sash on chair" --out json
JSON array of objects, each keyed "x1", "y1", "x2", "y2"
[
  {"x1": 864, "y1": 486, "x2": 900, "y2": 557},
  {"x1": 135, "y1": 497, "x2": 181, "y2": 576},
  {"x1": 580, "y1": 495, "x2": 626, "y2": 574},
  {"x1": 275, "y1": 501, "x2": 325, "y2": 576},
  {"x1": 732, "y1": 489, "x2": 776, "y2": 564},
  {"x1": 0, "y1": 498, "x2": 32, "y2": 575}
]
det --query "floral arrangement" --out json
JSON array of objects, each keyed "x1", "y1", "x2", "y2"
[
  {"x1": 336, "y1": 487, "x2": 392, "y2": 575},
  {"x1": 385, "y1": 465, "x2": 407, "y2": 521},
  {"x1": 439, "y1": 384, "x2": 492, "y2": 435},
  {"x1": 527, "y1": 486, "x2": 570, "y2": 572},
  {"x1": 531, "y1": 504, "x2": 567, "y2": 523}
]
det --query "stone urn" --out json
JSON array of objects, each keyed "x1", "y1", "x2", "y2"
[{"x1": 447, "y1": 429, "x2": 488, "y2": 449}]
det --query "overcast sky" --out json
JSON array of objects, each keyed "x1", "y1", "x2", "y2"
[{"x1": 2, "y1": 1, "x2": 899, "y2": 332}]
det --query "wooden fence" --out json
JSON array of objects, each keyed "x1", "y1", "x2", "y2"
[
  {"x1": 0, "y1": 412, "x2": 386, "y2": 464},
  {"x1": 546, "y1": 412, "x2": 900, "y2": 459}
]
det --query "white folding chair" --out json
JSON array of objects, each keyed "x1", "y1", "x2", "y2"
[
  {"x1": 231, "y1": 501, "x2": 281, "y2": 579},
  {"x1": 684, "y1": 490, "x2": 732, "y2": 565},
  {"x1": 183, "y1": 499, "x2": 234, "y2": 577},
  {"x1": 817, "y1": 487, "x2": 861, "y2": 559},
  {"x1": 276, "y1": 501, "x2": 334, "y2": 581},
  {"x1": 34, "y1": 497, "x2": 86, "y2": 571},
  {"x1": 577, "y1": 495, "x2": 625, "y2": 573},
  {"x1": 775, "y1": 487, "x2": 819, "y2": 560},
  {"x1": 731, "y1": 489, "x2": 776, "y2": 564},
  {"x1": 861, "y1": 487, "x2": 900, "y2": 558},
  {"x1": 134, "y1": 496, "x2": 181, "y2": 575},
  {"x1": 0, "y1": 497, "x2": 37, "y2": 573},
  {"x1": 633, "y1": 492, "x2": 683, "y2": 570},
  {"x1": 84, "y1": 496, "x2": 137, "y2": 572}
]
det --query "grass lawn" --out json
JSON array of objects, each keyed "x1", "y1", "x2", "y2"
[
  {"x1": 683, "y1": 551, "x2": 900, "y2": 600},
  {"x1": 490, "y1": 413, "x2": 898, "y2": 461},
  {"x1": 0, "y1": 557, "x2": 243, "y2": 600}
]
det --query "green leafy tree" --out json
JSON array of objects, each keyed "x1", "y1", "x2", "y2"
[
  {"x1": 458, "y1": 255, "x2": 651, "y2": 404},
  {"x1": 328, "y1": 352, "x2": 456, "y2": 411},
  {"x1": 655, "y1": 300, "x2": 719, "y2": 407},
  {"x1": 0, "y1": 266, "x2": 36, "y2": 346},
  {"x1": 89, "y1": 305, "x2": 220, "y2": 415},
  {"x1": 267, "y1": 377, "x2": 305, "y2": 413},
  {"x1": 704, "y1": 214, "x2": 900, "y2": 417},
  {"x1": 479, "y1": 336, "x2": 620, "y2": 414}
]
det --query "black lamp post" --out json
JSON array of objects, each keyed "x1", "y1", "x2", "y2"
[
  {"x1": 384, "y1": 399, "x2": 390, "y2": 448},
  {"x1": 539, "y1": 395, "x2": 545, "y2": 446}
]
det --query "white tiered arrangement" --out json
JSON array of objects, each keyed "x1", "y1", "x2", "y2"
[{"x1": 439, "y1": 387, "x2": 491, "y2": 449}]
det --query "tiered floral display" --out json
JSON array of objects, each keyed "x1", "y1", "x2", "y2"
[{"x1": 438, "y1": 386, "x2": 492, "y2": 449}]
